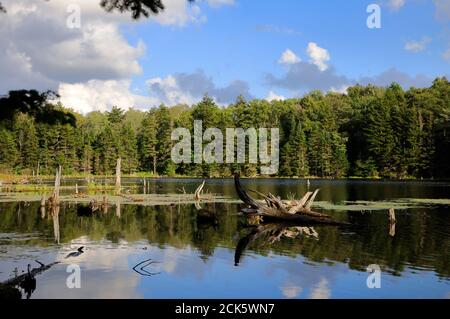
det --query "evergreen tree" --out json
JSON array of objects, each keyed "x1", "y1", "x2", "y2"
[
  {"x1": 138, "y1": 109, "x2": 158, "y2": 174},
  {"x1": 13, "y1": 113, "x2": 39, "y2": 172},
  {"x1": 0, "y1": 129, "x2": 18, "y2": 171}
]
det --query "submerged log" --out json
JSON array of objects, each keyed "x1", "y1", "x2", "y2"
[{"x1": 233, "y1": 173, "x2": 346, "y2": 225}]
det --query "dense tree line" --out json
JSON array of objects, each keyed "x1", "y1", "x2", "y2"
[{"x1": 0, "y1": 77, "x2": 449, "y2": 178}]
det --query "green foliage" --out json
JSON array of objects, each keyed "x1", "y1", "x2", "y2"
[{"x1": 0, "y1": 77, "x2": 449, "y2": 178}]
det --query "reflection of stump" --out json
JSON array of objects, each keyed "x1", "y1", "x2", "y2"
[
  {"x1": 102, "y1": 196, "x2": 108, "y2": 214},
  {"x1": 51, "y1": 205, "x2": 60, "y2": 244},
  {"x1": 388, "y1": 208, "x2": 396, "y2": 223},
  {"x1": 389, "y1": 223, "x2": 396, "y2": 237},
  {"x1": 115, "y1": 158, "x2": 121, "y2": 195},
  {"x1": 388, "y1": 208, "x2": 396, "y2": 237}
]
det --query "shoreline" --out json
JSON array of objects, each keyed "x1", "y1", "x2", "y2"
[{"x1": 0, "y1": 173, "x2": 447, "y2": 184}]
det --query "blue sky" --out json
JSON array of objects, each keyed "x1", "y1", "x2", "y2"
[
  {"x1": 124, "y1": 0, "x2": 449, "y2": 101},
  {"x1": 1, "y1": 0, "x2": 449, "y2": 112}
]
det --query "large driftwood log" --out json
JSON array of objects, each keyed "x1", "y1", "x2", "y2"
[{"x1": 233, "y1": 173, "x2": 346, "y2": 225}]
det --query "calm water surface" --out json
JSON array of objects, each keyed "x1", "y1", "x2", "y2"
[{"x1": 0, "y1": 178, "x2": 449, "y2": 299}]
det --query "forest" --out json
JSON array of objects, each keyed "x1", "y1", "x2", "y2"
[{"x1": 0, "y1": 77, "x2": 449, "y2": 179}]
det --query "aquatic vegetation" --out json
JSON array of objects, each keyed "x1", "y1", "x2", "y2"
[{"x1": 312, "y1": 198, "x2": 450, "y2": 211}]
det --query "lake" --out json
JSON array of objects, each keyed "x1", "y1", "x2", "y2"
[{"x1": 0, "y1": 178, "x2": 449, "y2": 299}]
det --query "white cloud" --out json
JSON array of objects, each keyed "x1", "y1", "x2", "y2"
[
  {"x1": 266, "y1": 91, "x2": 286, "y2": 101},
  {"x1": 278, "y1": 49, "x2": 301, "y2": 65},
  {"x1": 0, "y1": 0, "x2": 235, "y2": 112},
  {"x1": 442, "y1": 47, "x2": 450, "y2": 61},
  {"x1": 147, "y1": 70, "x2": 253, "y2": 105},
  {"x1": 281, "y1": 285, "x2": 302, "y2": 299},
  {"x1": 306, "y1": 42, "x2": 330, "y2": 71},
  {"x1": 405, "y1": 37, "x2": 431, "y2": 53},
  {"x1": 58, "y1": 80, "x2": 158, "y2": 113},
  {"x1": 147, "y1": 75, "x2": 197, "y2": 106},
  {"x1": 434, "y1": 0, "x2": 450, "y2": 22},
  {"x1": 152, "y1": 0, "x2": 206, "y2": 26},
  {"x1": 388, "y1": 0, "x2": 406, "y2": 11},
  {"x1": 0, "y1": 0, "x2": 145, "y2": 91},
  {"x1": 256, "y1": 24, "x2": 301, "y2": 35},
  {"x1": 330, "y1": 85, "x2": 350, "y2": 94},
  {"x1": 309, "y1": 277, "x2": 331, "y2": 299},
  {"x1": 206, "y1": 0, "x2": 235, "y2": 7}
]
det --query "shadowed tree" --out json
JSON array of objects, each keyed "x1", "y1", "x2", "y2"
[
  {"x1": 0, "y1": 0, "x2": 194, "y2": 19},
  {"x1": 100, "y1": 0, "x2": 165, "y2": 19},
  {"x1": 0, "y1": 90, "x2": 76, "y2": 127}
]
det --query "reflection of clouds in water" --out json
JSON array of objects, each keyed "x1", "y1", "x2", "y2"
[
  {"x1": 264, "y1": 256, "x2": 343, "y2": 298},
  {"x1": 152, "y1": 245, "x2": 214, "y2": 280},
  {"x1": 159, "y1": 246, "x2": 179, "y2": 273},
  {"x1": 281, "y1": 285, "x2": 302, "y2": 299},
  {"x1": 309, "y1": 277, "x2": 331, "y2": 299}
]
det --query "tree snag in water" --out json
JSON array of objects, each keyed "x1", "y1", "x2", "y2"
[
  {"x1": 194, "y1": 180, "x2": 205, "y2": 201},
  {"x1": 48, "y1": 165, "x2": 61, "y2": 206},
  {"x1": 233, "y1": 173, "x2": 347, "y2": 225}
]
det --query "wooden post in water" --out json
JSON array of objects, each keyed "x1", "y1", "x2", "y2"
[
  {"x1": 75, "y1": 183, "x2": 78, "y2": 194},
  {"x1": 115, "y1": 157, "x2": 121, "y2": 195},
  {"x1": 143, "y1": 178, "x2": 146, "y2": 195}
]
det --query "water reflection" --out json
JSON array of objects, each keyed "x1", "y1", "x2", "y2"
[{"x1": 0, "y1": 182, "x2": 449, "y2": 298}]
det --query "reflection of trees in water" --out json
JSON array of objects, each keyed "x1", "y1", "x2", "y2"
[{"x1": 0, "y1": 202, "x2": 448, "y2": 277}]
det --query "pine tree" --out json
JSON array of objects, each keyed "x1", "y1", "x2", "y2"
[
  {"x1": 155, "y1": 105, "x2": 175, "y2": 175},
  {"x1": 0, "y1": 129, "x2": 18, "y2": 171},
  {"x1": 13, "y1": 113, "x2": 39, "y2": 172},
  {"x1": 120, "y1": 123, "x2": 139, "y2": 174},
  {"x1": 138, "y1": 109, "x2": 158, "y2": 174}
]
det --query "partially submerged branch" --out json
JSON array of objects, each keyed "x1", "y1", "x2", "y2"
[
  {"x1": 233, "y1": 173, "x2": 347, "y2": 225},
  {"x1": 194, "y1": 180, "x2": 205, "y2": 201}
]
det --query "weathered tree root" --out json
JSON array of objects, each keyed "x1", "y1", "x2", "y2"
[{"x1": 233, "y1": 173, "x2": 348, "y2": 225}]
